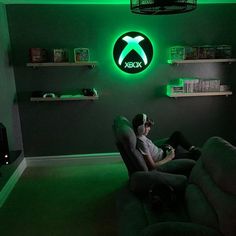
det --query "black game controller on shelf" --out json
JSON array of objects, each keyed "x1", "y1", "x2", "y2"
[{"x1": 82, "y1": 88, "x2": 97, "y2": 96}]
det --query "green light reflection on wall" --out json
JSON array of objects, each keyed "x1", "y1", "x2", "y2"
[{"x1": 2, "y1": 0, "x2": 129, "y2": 4}]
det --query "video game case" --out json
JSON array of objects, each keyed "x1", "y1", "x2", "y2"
[
  {"x1": 74, "y1": 48, "x2": 90, "y2": 62},
  {"x1": 53, "y1": 49, "x2": 68, "y2": 62}
]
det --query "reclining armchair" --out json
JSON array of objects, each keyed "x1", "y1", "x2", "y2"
[
  {"x1": 113, "y1": 116, "x2": 236, "y2": 236},
  {"x1": 113, "y1": 115, "x2": 196, "y2": 177}
]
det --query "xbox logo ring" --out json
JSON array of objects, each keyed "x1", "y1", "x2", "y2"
[{"x1": 113, "y1": 32, "x2": 153, "y2": 74}]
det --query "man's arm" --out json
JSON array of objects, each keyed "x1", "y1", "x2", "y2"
[
  {"x1": 143, "y1": 149, "x2": 175, "y2": 170},
  {"x1": 142, "y1": 154, "x2": 158, "y2": 170},
  {"x1": 156, "y1": 150, "x2": 175, "y2": 166},
  {"x1": 142, "y1": 150, "x2": 175, "y2": 170}
]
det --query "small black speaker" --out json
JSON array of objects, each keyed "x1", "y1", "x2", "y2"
[{"x1": 0, "y1": 123, "x2": 10, "y2": 165}]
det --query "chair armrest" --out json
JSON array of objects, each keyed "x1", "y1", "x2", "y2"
[
  {"x1": 156, "y1": 159, "x2": 196, "y2": 177},
  {"x1": 141, "y1": 222, "x2": 222, "y2": 236},
  {"x1": 129, "y1": 171, "x2": 187, "y2": 197}
]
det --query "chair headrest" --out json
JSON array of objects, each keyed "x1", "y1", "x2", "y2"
[{"x1": 113, "y1": 116, "x2": 148, "y2": 174}]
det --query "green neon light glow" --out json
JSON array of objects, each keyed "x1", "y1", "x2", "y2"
[
  {"x1": 110, "y1": 29, "x2": 156, "y2": 79},
  {"x1": 166, "y1": 85, "x2": 172, "y2": 97},
  {"x1": 118, "y1": 36, "x2": 148, "y2": 66},
  {"x1": 61, "y1": 152, "x2": 120, "y2": 158},
  {"x1": 2, "y1": 0, "x2": 236, "y2": 4},
  {"x1": 1, "y1": 0, "x2": 130, "y2": 4}
]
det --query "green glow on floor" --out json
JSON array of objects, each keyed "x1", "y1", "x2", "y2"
[
  {"x1": 0, "y1": 163, "x2": 128, "y2": 236},
  {"x1": 61, "y1": 152, "x2": 120, "y2": 158}
]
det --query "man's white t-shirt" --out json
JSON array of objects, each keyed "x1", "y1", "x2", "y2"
[{"x1": 137, "y1": 135, "x2": 164, "y2": 162}]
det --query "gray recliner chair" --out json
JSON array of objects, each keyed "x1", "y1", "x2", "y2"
[
  {"x1": 113, "y1": 116, "x2": 148, "y2": 176},
  {"x1": 113, "y1": 115, "x2": 196, "y2": 178},
  {"x1": 119, "y1": 137, "x2": 236, "y2": 236},
  {"x1": 114, "y1": 116, "x2": 236, "y2": 236}
]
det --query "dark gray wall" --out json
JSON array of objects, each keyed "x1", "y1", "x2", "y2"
[
  {"x1": 6, "y1": 4, "x2": 236, "y2": 157},
  {"x1": 0, "y1": 4, "x2": 23, "y2": 153},
  {"x1": 0, "y1": 3, "x2": 24, "y2": 190}
]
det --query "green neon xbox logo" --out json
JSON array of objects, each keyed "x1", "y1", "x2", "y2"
[{"x1": 113, "y1": 32, "x2": 153, "y2": 74}]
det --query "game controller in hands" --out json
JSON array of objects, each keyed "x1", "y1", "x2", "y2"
[{"x1": 162, "y1": 144, "x2": 175, "y2": 158}]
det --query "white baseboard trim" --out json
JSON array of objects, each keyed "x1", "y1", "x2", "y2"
[
  {"x1": 0, "y1": 158, "x2": 27, "y2": 208},
  {"x1": 26, "y1": 152, "x2": 122, "y2": 167},
  {"x1": 0, "y1": 152, "x2": 122, "y2": 207}
]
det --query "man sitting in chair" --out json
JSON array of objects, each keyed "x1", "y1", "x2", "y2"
[{"x1": 132, "y1": 113, "x2": 201, "y2": 170}]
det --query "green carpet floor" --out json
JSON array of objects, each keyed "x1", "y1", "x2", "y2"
[{"x1": 0, "y1": 162, "x2": 128, "y2": 236}]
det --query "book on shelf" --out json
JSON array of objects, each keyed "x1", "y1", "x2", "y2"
[
  {"x1": 181, "y1": 78, "x2": 199, "y2": 93},
  {"x1": 199, "y1": 79, "x2": 221, "y2": 92},
  {"x1": 168, "y1": 45, "x2": 232, "y2": 61},
  {"x1": 53, "y1": 49, "x2": 69, "y2": 62},
  {"x1": 74, "y1": 48, "x2": 90, "y2": 62},
  {"x1": 167, "y1": 78, "x2": 227, "y2": 94}
]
